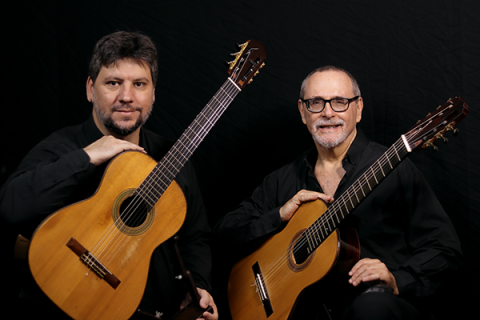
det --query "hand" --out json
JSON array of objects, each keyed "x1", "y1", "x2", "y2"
[
  {"x1": 348, "y1": 258, "x2": 399, "y2": 295},
  {"x1": 83, "y1": 135, "x2": 146, "y2": 166},
  {"x1": 279, "y1": 189, "x2": 333, "y2": 222},
  {"x1": 180, "y1": 288, "x2": 218, "y2": 320}
]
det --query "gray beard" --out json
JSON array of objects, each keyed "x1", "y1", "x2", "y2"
[{"x1": 311, "y1": 119, "x2": 348, "y2": 149}]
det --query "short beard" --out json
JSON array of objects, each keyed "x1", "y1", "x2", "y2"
[
  {"x1": 92, "y1": 92, "x2": 152, "y2": 137},
  {"x1": 311, "y1": 119, "x2": 348, "y2": 149}
]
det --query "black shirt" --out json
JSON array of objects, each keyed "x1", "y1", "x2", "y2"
[
  {"x1": 1, "y1": 116, "x2": 212, "y2": 317},
  {"x1": 214, "y1": 128, "x2": 462, "y2": 298}
]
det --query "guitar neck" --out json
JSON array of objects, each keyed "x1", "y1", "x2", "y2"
[
  {"x1": 303, "y1": 136, "x2": 410, "y2": 254},
  {"x1": 137, "y1": 79, "x2": 241, "y2": 207}
]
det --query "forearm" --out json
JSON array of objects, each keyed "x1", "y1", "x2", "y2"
[
  {"x1": 213, "y1": 205, "x2": 283, "y2": 250},
  {"x1": 0, "y1": 149, "x2": 94, "y2": 225}
]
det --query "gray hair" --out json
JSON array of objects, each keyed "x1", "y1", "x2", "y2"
[{"x1": 299, "y1": 65, "x2": 361, "y2": 99}]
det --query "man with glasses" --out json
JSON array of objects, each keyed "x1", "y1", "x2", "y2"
[{"x1": 214, "y1": 66, "x2": 461, "y2": 319}]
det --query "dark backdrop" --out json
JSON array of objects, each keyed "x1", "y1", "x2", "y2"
[{"x1": 4, "y1": 1, "x2": 479, "y2": 319}]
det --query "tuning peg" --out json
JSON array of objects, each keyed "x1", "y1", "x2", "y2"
[
  {"x1": 435, "y1": 133, "x2": 448, "y2": 144},
  {"x1": 424, "y1": 142, "x2": 439, "y2": 151},
  {"x1": 237, "y1": 41, "x2": 248, "y2": 50},
  {"x1": 446, "y1": 124, "x2": 459, "y2": 136}
]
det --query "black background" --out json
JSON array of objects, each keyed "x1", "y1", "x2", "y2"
[{"x1": 4, "y1": 1, "x2": 479, "y2": 319}]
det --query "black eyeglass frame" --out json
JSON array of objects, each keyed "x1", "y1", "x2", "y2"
[{"x1": 300, "y1": 96, "x2": 360, "y2": 113}]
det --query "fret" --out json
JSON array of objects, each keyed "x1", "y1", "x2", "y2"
[
  {"x1": 175, "y1": 139, "x2": 195, "y2": 158},
  {"x1": 305, "y1": 230, "x2": 314, "y2": 253},
  {"x1": 133, "y1": 79, "x2": 241, "y2": 206},
  {"x1": 386, "y1": 154, "x2": 393, "y2": 168},
  {"x1": 219, "y1": 84, "x2": 236, "y2": 100},
  {"x1": 353, "y1": 183, "x2": 360, "y2": 203},
  {"x1": 365, "y1": 172, "x2": 372, "y2": 190},
  {"x1": 338, "y1": 204, "x2": 345, "y2": 219},
  {"x1": 341, "y1": 196, "x2": 349, "y2": 214},
  {"x1": 334, "y1": 211, "x2": 341, "y2": 224},
  {"x1": 358, "y1": 174, "x2": 367, "y2": 197},
  {"x1": 393, "y1": 144, "x2": 401, "y2": 161},
  {"x1": 347, "y1": 189, "x2": 355, "y2": 209},
  {"x1": 156, "y1": 158, "x2": 177, "y2": 177},
  {"x1": 170, "y1": 145, "x2": 189, "y2": 161},
  {"x1": 319, "y1": 220, "x2": 327, "y2": 240},
  {"x1": 377, "y1": 159, "x2": 385, "y2": 177},
  {"x1": 370, "y1": 167, "x2": 378, "y2": 184},
  {"x1": 325, "y1": 216, "x2": 332, "y2": 233}
]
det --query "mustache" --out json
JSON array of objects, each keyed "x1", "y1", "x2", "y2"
[
  {"x1": 111, "y1": 104, "x2": 142, "y2": 112},
  {"x1": 314, "y1": 118, "x2": 345, "y2": 128}
]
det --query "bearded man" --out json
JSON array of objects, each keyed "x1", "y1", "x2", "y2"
[{"x1": 1, "y1": 31, "x2": 217, "y2": 320}]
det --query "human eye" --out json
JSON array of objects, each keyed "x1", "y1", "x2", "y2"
[
  {"x1": 332, "y1": 98, "x2": 348, "y2": 107},
  {"x1": 310, "y1": 98, "x2": 323, "y2": 106},
  {"x1": 107, "y1": 81, "x2": 120, "y2": 87}
]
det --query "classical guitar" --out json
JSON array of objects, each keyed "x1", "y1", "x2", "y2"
[
  {"x1": 227, "y1": 97, "x2": 468, "y2": 320},
  {"x1": 28, "y1": 40, "x2": 266, "y2": 320}
]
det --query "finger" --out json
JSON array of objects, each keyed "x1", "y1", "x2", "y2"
[
  {"x1": 349, "y1": 258, "x2": 376, "y2": 275},
  {"x1": 202, "y1": 303, "x2": 218, "y2": 320}
]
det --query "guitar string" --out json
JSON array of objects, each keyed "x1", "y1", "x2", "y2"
[
  {"x1": 258, "y1": 146, "x2": 401, "y2": 290},
  {"x1": 260, "y1": 139, "x2": 409, "y2": 292},
  {"x1": 257, "y1": 137, "x2": 409, "y2": 291},
  {"x1": 257, "y1": 126, "x2": 426, "y2": 292},
  {"x1": 95, "y1": 80, "x2": 238, "y2": 264},
  {"x1": 263, "y1": 114, "x2": 454, "y2": 295},
  {"x1": 89, "y1": 80, "x2": 239, "y2": 265},
  {"x1": 88, "y1": 80, "x2": 237, "y2": 261},
  {"x1": 94, "y1": 80, "x2": 239, "y2": 265}
]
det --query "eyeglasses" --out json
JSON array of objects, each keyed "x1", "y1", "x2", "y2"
[{"x1": 300, "y1": 96, "x2": 359, "y2": 113}]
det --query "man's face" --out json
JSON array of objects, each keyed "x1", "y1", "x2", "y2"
[
  {"x1": 298, "y1": 70, "x2": 363, "y2": 150},
  {"x1": 86, "y1": 58, "x2": 155, "y2": 137}
]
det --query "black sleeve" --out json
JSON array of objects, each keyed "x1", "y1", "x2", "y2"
[
  {"x1": 0, "y1": 134, "x2": 95, "y2": 228},
  {"x1": 391, "y1": 161, "x2": 463, "y2": 297},
  {"x1": 213, "y1": 170, "x2": 288, "y2": 254}
]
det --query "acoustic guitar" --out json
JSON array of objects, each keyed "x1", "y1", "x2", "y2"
[
  {"x1": 28, "y1": 40, "x2": 266, "y2": 320},
  {"x1": 227, "y1": 97, "x2": 468, "y2": 320}
]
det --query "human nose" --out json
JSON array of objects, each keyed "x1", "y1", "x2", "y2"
[
  {"x1": 118, "y1": 83, "x2": 134, "y2": 103},
  {"x1": 321, "y1": 101, "x2": 336, "y2": 117}
]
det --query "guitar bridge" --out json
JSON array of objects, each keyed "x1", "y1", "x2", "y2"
[
  {"x1": 66, "y1": 237, "x2": 121, "y2": 289},
  {"x1": 252, "y1": 262, "x2": 273, "y2": 317}
]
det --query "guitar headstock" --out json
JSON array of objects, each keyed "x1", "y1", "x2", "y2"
[
  {"x1": 227, "y1": 40, "x2": 266, "y2": 89},
  {"x1": 406, "y1": 97, "x2": 469, "y2": 151}
]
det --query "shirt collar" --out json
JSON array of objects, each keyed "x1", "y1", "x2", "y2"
[
  {"x1": 303, "y1": 127, "x2": 368, "y2": 174},
  {"x1": 84, "y1": 115, "x2": 104, "y2": 143}
]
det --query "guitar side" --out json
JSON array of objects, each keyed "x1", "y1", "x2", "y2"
[
  {"x1": 228, "y1": 200, "x2": 359, "y2": 320},
  {"x1": 28, "y1": 151, "x2": 187, "y2": 320}
]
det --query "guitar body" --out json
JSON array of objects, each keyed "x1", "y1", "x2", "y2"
[
  {"x1": 28, "y1": 151, "x2": 187, "y2": 320},
  {"x1": 227, "y1": 97, "x2": 468, "y2": 320},
  {"x1": 228, "y1": 200, "x2": 360, "y2": 320}
]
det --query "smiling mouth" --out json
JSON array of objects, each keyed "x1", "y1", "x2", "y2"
[{"x1": 318, "y1": 123, "x2": 343, "y2": 129}]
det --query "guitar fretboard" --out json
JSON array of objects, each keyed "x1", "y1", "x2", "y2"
[
  {"x1": 302, "y1": 137, "x2": 411, "y2": 255},
  {"x1": 136, "y1": 79, "x2": 241, "y2": 208}
]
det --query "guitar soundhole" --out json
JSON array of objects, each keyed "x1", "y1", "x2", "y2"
[
  {"x1": 113, "y1": 189, "x2": 154, "y2": 235},
  {"x1": 293, "y1": 239, "x2": 309, "y2": 264},
  {"x1": 287, "y1": 230, "x2": 315, "y2": 272},
  {"x1": 119, "y1": 196, "x2": 150, "y2": 228}
]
